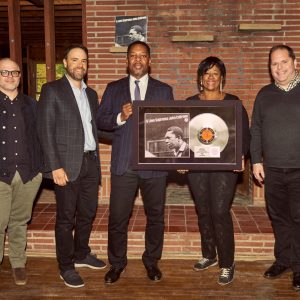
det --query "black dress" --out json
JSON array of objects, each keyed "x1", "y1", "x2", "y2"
[{"x1": 186, "y1": 93, "x2": 250, "y2": 268}]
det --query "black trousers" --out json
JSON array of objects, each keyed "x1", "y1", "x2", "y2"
[
  {"x1": 188, "y1": 171, "x2": 238, "y2": 268},
  {"x1": 108, "y1": 171, "x2": 166, "y2": 268},
  {"x1": 265, "y1": 167, "x2": 300, "y2": 272},
  {"x1": 54, "y1": 153, "x2": 99, "y2": 273}
]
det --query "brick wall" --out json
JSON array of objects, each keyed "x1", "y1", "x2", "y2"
[
  {"x1": 85, "y1": 0, "x2": 300, "y2": 204},
  {"x1": 20, "y1": 231, "x2": 275, "y2": 260}
]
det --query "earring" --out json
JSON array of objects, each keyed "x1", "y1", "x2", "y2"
[
  {"x1": 200, "y1": 78, "x2": 203, "y2": 91},
  {"x1": 220, "y1": 80, "x2": 223, "y2": 93}
]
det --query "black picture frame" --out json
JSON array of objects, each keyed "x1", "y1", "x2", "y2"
[{"x1": 132, "y1": 100, "x2": 243, "y2": 170}]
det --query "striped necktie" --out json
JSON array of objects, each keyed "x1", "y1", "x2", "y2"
[{"x1": 134, "y1": 80, "x2": 141, "y2": 100}]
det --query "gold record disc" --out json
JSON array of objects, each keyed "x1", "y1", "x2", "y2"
[{"x1": 189, "y1": 113, "x2": 229, "y2": 152}]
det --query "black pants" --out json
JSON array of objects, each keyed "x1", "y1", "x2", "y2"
[
  {"x1": 265, "y1": 167, "x2": 300, "y2": 272},
  {"x1": 188, "y1": 171, "x2": 238, "y2": 268},
  {"x1": 54, "y1": 153, "x2": 99, "y2": 273},
  {"x1": 108, "y1": 171, "x2": 166, "y2": 268}
]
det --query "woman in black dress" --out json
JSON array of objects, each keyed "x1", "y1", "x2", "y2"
[{"x1": 186, "y1": 56, "x2": 250, "y2": 285}]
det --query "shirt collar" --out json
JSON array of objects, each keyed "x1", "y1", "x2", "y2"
[
  {"x1": 275, "y1": 71, "x2": 300, "y2": 92},
  {"x1": 65, "y1": 74, "x2": 86, "y2": 91},
  {"x1": 129, "y1": 73, "x2": 149, "y2": 85},
  {"x1": 173, "y1": 142, "x2": 187, "y2": 156},
  {"x1": 0, "y1": 90, "x2": 19, "y2": 102}
]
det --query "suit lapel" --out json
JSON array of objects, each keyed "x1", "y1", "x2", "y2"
[
  {"x1": 145, "y1": 76, "x2": 155, "y2": 101},
  {"x1": 122, "y1": 77, "x2": 131, "y2": 103},
  {"x1": 60, "y1": 76, "x2": 82, "y2": 121}
]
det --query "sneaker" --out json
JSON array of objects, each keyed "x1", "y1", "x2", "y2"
[
  {"x1": 74, "y1": 253, "x2": 106, "y2": 270},
  {"x1": 12, "y1": 267, "x2": 27, "y2": 285},
  {"x1": 218, "y1": 264, "x2": 235, "y2": 285},
  {"x1": 60, "y1": 269, "x2": 84, "y2": 288},
  {"x1": 193, "y1": 257, "x2": 218, "y2": 271}
]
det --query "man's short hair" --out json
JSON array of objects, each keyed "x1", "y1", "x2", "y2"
[
  {"x1": 269, "y1": 44, "x2": 296, "y2": 66},
  {"x1": 127, "y1": 41, "x2": 151, "y2": 57},
  {"x1": 166, "y1": 126, "x2": 184, "y2": 139},
  {"x1": 64, "y1": 44, "x2": 89, "y2": 60},
  {"x1": 130, "y1": 25, "x2": 143, "y2": 34}
]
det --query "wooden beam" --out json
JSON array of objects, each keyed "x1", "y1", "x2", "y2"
[
  {"x1": 239, "y1": 24, "x2": 282, "y2": 31},
  {"x1": 44, "y1": 0, "x2": 56, "y2": 82},
  {"x1": 82, "y1": 0, "x2": 86, "y2": 46},
  {"x1": 171, "y1": 35, "x2": 214, "y2": 42},
  {"x1": 7, "y1": 0, "x2": 22, "y2": 74},
  {"x1": 27, "y1": 0, "x2": 44, "y2": 7},
  {"x1": 109, "y1": 46, "x2": 128, "y2": 53}
]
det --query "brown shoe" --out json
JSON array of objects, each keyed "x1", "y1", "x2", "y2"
[{"x1": 12, "y1": 267, "x2": 27, "y2": 285}]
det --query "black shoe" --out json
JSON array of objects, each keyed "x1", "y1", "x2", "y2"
[
  {"x1": 104, "y1": 266, "x2": 125, "y2": 284},
  {"x1": 145, "y1": 265, "x2": 162, "y2": 281},
  {"x1": 74, "y1": 253, "x2": 106, "y2": 270},
  {"x1": 60, "y1": 269, "x2": 84, "y2": 288},
  {"x1": 293, "y1": 272, "x2": 300, "y2": 291},
  {"x1": 193, "y1": 257, "x2": 218, "y2": 271},
  {"x1": 218, "y1": 264, "x2": 235, "y2": 286},
  {"x1": 264, "y1": 262, "x2": 290, "y2": 279}
]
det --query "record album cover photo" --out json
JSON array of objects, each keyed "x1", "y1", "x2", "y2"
[
  {"x1": 132, "y1": 100, "x2": 242, "y2": 171},
  {"x1": 115, "y1": 16, "x2": 147, "y2": 46}
]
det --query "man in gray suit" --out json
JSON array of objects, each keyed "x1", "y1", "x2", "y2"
[
  {"x1": 97, "y1": 41, "x2": 174, "y2": 284},
  {"x1": 37, "y1": 45, "x2": 106, "y2": 288}
]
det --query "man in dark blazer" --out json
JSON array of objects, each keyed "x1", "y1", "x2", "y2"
[
  {"x1": 97, "y1": 41, "x2": 174, "y2": 284},
  {"x1": 37, "y1": 45, "x2": 106, "y2": 288}
]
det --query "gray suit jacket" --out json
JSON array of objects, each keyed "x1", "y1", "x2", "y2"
[
  {"x1": 96, "y1": 76, "x2": 174, "y2": 178},
  {"x1": 37, "y1": 75, "x2": 101, "y2": 182}
]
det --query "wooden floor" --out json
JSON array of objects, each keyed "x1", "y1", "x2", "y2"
[{"x1": 0, "y1": 257, "x2": 299, "y2": 299}]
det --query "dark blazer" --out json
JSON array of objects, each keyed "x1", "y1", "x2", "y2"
[
  {"x1": 37, "y1": 75, "x2": 101, "y2": 182},
  {"x1": 0, "y1": 92, "x2": 42, "y2": 182},
  {"x1": 96, "y1": 76, "x2": 174, "y2": 178}
]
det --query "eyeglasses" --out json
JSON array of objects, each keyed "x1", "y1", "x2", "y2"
[{"x1": 0, "y1": 70, "x2": 21, "y2": 77}]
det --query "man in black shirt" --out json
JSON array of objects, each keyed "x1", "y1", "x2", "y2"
[
  {"x1": 0, "y1": 58, "x2": 42, "y2": 285},
  {"x1": 251, "y1": 44, "x2": 300, "y2": 291}
]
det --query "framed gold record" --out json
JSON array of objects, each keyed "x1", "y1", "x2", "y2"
[{"x1": 132, "y1": 100, "x2": 243, "y2": 170}]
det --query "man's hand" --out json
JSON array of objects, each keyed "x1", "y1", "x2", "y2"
[
  {"x1": 120, "y1": 103, "x2": 133, "y2": 122},
  {"x1": 252, "y1": 163, "x2": 265, "y2": 185},
  {"x1": 52, "y1": 168, "x2": 69, "y2": 186}
]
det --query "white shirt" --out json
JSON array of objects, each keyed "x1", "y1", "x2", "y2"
[
  {"x1": 66, "y1": 75, "x2": 96, "y2": 151},
  {"x1": 117, "y1": 74, "x2": 149, "y2": 125}
]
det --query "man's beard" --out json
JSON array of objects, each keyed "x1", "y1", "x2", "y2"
[{"x1": 66, "y1": 67, "x2": 86, "y2": 81}]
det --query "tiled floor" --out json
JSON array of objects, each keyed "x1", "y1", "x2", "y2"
[{"x1": 28, "y1": 203, "x2": 273, "y2": 235}]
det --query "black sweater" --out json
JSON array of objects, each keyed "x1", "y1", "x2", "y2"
[
  {"x1": 186, "y1": 93, "x2": 250, "y2": 156},
  {"x1": 251, "y1": 83, "x2": 300, "y2": 168}
]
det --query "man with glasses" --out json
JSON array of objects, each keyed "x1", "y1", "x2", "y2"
[
  {"x1": 0, "y1": 58, "x2": 42, "y2": 285},
  {"x1": 97, "y1": 41, "x2": 174, "y2": 284}
]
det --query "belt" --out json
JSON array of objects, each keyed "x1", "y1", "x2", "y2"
[{"x1": 83, "y1": 150, "x2": 97, "y2": 156}]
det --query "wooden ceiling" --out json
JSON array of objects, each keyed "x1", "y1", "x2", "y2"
[{"x1": 0, "y1": 0, "x2": 83, "y2": 51}]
